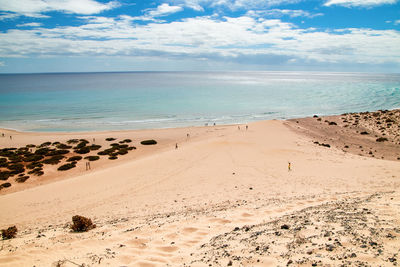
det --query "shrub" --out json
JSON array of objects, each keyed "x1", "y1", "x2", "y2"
[
  {"x1": 26, "y1": 162, "x2": 43, "y2": 169},
  {"x1": 48, "y1": 149, "x2": 70, "y2": 156},
  {"x1": 97, "y1": 148, "x2": 117, "y2": 156},
  {"x1": 35, "y1": 148, "x2": 52, "y2": 155},
  {"x1": 74, "y1": 147, "x2": 90, "y2": 154},
  {"x1": 110, "y1": 143, "x2": 120, "y2": 147},
  {"x1": 105, "y1": 137, "x2": 116, "y2": 141},
  {"x1": 71, "y1": 215, "x2": 96, "y2": 232},
  {"x1": 0, "y1": 182, "x2": 11, "y2": 189},
  {"x1": 67, "y1": 156, "x2": 82, "y2": 162},
  {"x1": 0, "y1": 171, "x2": 10, "y2": 181},
  {"x1": 88, "y1": 145, "x2": 101, "y2": 151},
  {"x1": 360, "y1": 131, "x2": 369, "y2": 135},
  {"x1": 26, "y1": 144, "x2": 36, "y2": 148},
  {"x1": 7, "y1": 163, "x2": 25, "y2": 175},
  {"x1": 127, "y1": 146, "x2": 136, "y2": 150},
  {"x1": 28, "y1": 168, "x2": 44, "y2": 176},
  {"x1": 117, "y1": 149, "x2": 128, "y2": 155},
  {"x1": 74, "y1": 142, "x2": 87, "y2": 149},
  {"x1": 140, "y1": 140, "x2": 157, "y2": 145},
  {"x1": 42, "y1": 156, "x2": 62, "y2": 165},
  {"x1": 108, "y1": 156, "x2": 118, "y2": 160},
  {"x1": 39, "y1": 141, "x2": 51, "y2": 147},
  {"x1": 67, "y1": 139, "x2": 79, "y2": 144},
  {"x1": 118, "y1": 144, "x2": 128, "y2": 149},
  {"x1": 1, "y1": 226, "x2": 17, "y2": 239},
  {"x1": 23, "y1": 154, "x2": 44, "y2": 162},
  {"x1": 376, "y1": 137, "x2": 388, "y2": 142},
  {"x1": 58, "y1": 163, "x2": 76, "y2": 171},
  {"x1": 121, "y1": 139, "x2": 132, "y2": 143},
  {"x1": 56, "y1": 143, "x2": 72, "y2": 149},
  {"x1": 84, "y1": 156, "x2": 100, "y2": 161},
  {"x1": 79, "y1": 139, "x2": 89, "y2": 144},
  {"x1": 328, "y1": 121, "x2": 337, "y2": 125},
  {"x1": 16, "y1": 176, "x2": 29, "y2": 183}
]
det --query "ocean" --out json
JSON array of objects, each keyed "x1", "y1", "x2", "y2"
[{"x1": 0, "y1": 71, "x2": 399, "y2": 132}]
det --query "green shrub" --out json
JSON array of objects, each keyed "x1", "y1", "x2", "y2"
[
  {"x1": 84, "y1": 156, "x2": 100, "y2": 161},
  {"x1": 71, "y1": 215, "x2": 96, "y2": 232},
  {"x1": 1, "y1": 226, "x2": 17, "y2": 239},
  {"x1": 58, "y1": 163, "x2": 76, "y2": 171},
  {"x1": 140, "y1": 140, "x2": 157, "y2": 145},
  {"x1": 0, "y1": 171, "x2": 10, "y2": 181},
  {"x1": 88, "y1": 144, "x2": 101, "y2": 150},
  {"x1": 74, "y1": 147, "x2": 90, "y2": 154},
  {"x1": 67, "y1": 139, "x2": 79, "y2": 144},
  {"x1": 48, "y1": 149, "x2": 70, "y2": 156},
  {"x1": 35, "y1": 148, "x2": 52, "y2": 155},
  {"x1": 26, "y1": 162, "x2": 43, "y2": 169},
  {"x1": 67, "y1": 156, "x2": 82, "y2": 162},
  {"x1": 376, "y1": 137, "x2": 388, "y2": 142},
  {"x1": 23, "y1": 154, "x2": 44, "y2": 162},
  {"x1": 39, "y1": 141, "x2": 51, "y2": 147},
  {"x1": 56, "y1": 143, "x2": 72, "y2": 149},
  {"x1": 105, "y1": 137, "x2": 116, "y2": 141},
  {"x1": 108, "y1": 156, "x2": 118, "y2": 160},
  {"x1": 74, "y1": 142, "x2": 87, "y2": 149},
  {"x1": 0, "y1": 182, "x2": 11, "y2": 189},
  {"x1": 117, "y1": 149, "x2": 128, "y2": 155},
  {"x1": 16, "y1": 176, "x2": 29, "y2": 183}
]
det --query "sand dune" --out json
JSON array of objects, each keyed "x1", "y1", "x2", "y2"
[{"x1": 0, "y1": 119, "x2": 399, "y2": 266}]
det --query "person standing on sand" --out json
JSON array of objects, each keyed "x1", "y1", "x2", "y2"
[
  {"x1": 175, "y1": 143, "x2": 178, "y2": 149},
  {"x1": 246, "y1": 125, "x2": 248, "y2": 130},
  {"x1": 288, "y1": 162, "x2": 291, "y2": 171}
]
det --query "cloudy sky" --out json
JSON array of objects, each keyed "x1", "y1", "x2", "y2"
[{"x1": 0, "y1": 0, "x2": 399, "y2": 73}]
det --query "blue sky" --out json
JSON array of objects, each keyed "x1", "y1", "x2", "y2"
[{"x1": 0, "y1": 0, "x2": 399, "y2": 73}]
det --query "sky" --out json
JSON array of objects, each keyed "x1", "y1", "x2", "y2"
[{"x1": 0, "y1": 0, "x2": 399, "y2": 73}]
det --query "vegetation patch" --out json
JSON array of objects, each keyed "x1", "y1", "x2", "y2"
[
  {"x1": 16, "y1": 176, "x2": 29, "y2": 183},
  {"x1": 88, "y1": 144, "x2": 101, "y2": 150},
  {"x1": 58, "y1": 163, "x2": 76, "y2": 171},
  {"x1": 108, "y1": 156, "x2": 118, "y2": 160},
  {"x1": 0, "y1": 171, "x2": 11, "y2": 181},
  {"x1": 376, "y1": 137, "x2": 388, "y2": 142},
  {"x1": 1, "y1": 226, "x2": 17, "y2": 239},
  {"x1": 140, "y1": 139, "x2": 157, "y2": 145},
  {"x1": 74, "y1": 147, "x2": 90, "y2": 154},
  {"x1": 67, "y1": 139, "x2": 79, "y2": 144},
  {"x1": 67, "y1": 156, "x2": 82, "y2": 162},
  {"x1": 84, "y1": 156, "x2": 100, "y2": 161},
  {"x1": 0, "y1": 182, "x2": 11, "y2": 189},
  {"x1": 105, "y1": 137, "x2": 116, "y2": 141},
  {"x1": 71, "y1": 215, "x2": 96, "y2": 232}
]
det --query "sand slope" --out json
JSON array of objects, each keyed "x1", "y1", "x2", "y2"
[{"x1": 0, "y1": 120, "x2": 399, "y2": 266}]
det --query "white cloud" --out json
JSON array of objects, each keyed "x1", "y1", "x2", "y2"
[
  {"x1": 0, "y1": 12, "x2": 22, "y2": 20},
  {"x1": 0, "y1": 0, "x2": 119, "y2": 17},
  {"x1": 324, "y1": 0, "x2": 397, "y2": 7},
  {"x1": 17, "y1": 22, "x2": 43, "y2": 27},
  {"x1": 0, "y1": 61, "x2": 5, "y2": 67},
  {"x1": 148, "y1": 4, "x2": 183, "y2": 17},
  {"x1": 0, "y1": 14, "x2": 399, "y2": 68},
  {"x1": 173, "y1": 0, "x2": 301, "y2": 11},
  {"x1": 395, "y1": 19, "x2": 400, "y2": 25},
  {"x1": 247, "y1": 9, "x2": 323, "y2": 18}
]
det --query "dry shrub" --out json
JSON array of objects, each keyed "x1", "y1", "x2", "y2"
[
  {"x1": 1, "y1": 226, "x2": 17, "y2": 239},
  {"x1": 71, "y1": 215, "x2": 96, "y2": 232}
]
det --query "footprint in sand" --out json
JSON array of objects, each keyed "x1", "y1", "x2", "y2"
[
  {"x1": 241, "y1": 212, "x2": 253, "y2": 217},
  {"x1": 156, "y1": 246, "x2": 179, "y2": 253},
  {"x1": 182, "y1": 227, "x2": 198, "y2": 234}
]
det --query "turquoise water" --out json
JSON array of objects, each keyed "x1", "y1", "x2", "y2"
[{"x1": 0, "y1": 71, "x2": 399, "y2": 132}]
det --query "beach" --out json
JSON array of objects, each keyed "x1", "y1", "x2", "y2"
[{"x1": 0, "y1": 111, "x2": 400, "y2": 266}]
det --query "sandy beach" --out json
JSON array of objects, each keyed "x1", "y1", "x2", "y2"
[{"x1": 0, "y1": 111, "x2": 399, "y2": 266}]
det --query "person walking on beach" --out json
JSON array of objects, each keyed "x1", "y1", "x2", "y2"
[
  {"x1": 246, "y1": 125, "x2": 248, "y2": 130},
  {"x1": 175, "y1": 143, "x2": 178, "y2": 149},
  {"x1": 288, "y1": 162, "x2": 291, "y2": 171}
]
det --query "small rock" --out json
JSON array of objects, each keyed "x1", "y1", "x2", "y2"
[{"x1": 281, "y1": 224, "x2": 290, "y2": 230}]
